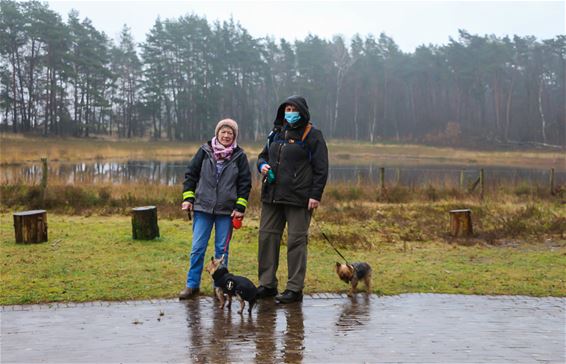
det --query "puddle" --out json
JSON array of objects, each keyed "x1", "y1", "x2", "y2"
[{"x1": 1, "y1": 294, "x2": 564, "y2": 363}]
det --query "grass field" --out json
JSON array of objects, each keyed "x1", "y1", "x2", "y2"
[{"x1": 1, "y1": 198, "x2": 564, "y2": 305}]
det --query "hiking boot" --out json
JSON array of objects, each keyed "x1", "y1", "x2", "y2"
[
  {"x1": 256, "y1": 286, "x2": 278, "y2": 299},
  {"x1": 275, "y1": 290, "x2": 303, "y2": 304},
  {"x1": 179, "y1": 287, "x2": 199, "y2": 300}
]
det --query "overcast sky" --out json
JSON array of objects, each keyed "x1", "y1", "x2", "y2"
[{"x1": 46, "y1": 0, "x2": 565, "y2": 52}]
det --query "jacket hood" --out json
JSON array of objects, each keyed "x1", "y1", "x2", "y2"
[{"x1": 274, "y1": 95, "x2": 310, "y2": 129}]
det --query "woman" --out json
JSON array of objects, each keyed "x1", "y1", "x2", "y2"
[
  {"x1": 256, "y1": 95, "x2": 329, "y2": 304},
  {"x1": 179, "y1": 118, "x2": 251, "y2": 299}
]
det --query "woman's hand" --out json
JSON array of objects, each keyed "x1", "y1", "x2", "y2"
[
  {"x1": 260, "y1": 164, "x2": 271, "y2": 175},
  {"x1": 231, "y1": 210, "x2": 245, "y2": 219},
  {"x1": 181, "y1": 201, "x2": 193, "y2": 211},
  {"x1": 308, "y1": 198, "x2": 320, "y2": 210}
]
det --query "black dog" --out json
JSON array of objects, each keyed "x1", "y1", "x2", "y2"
[{"x1": 205, "y1": 256, "x2": 257, "y2": 314}]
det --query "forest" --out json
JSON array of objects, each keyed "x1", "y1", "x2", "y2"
[{"x1": 1, "y1": 0, "x2": 564, "y2": 147}]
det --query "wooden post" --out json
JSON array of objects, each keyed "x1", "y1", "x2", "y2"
[
  {"x1": 380, "y1": 167, "x2": 385, "y2": 195},
  {"x1": 479, "y1": 169, "x2": 484, "y2": 200},
  {"x1": 550, "y1": 168, "x2": 555, "y2": 195},
  {"x1": 40, "y1": 157, "x2": 48, "y2": 205},
  {"x1": 449, "y1": 209, "x2": 473, "y2": 237},
  {"x1": 459, "y1": 170, "x2": 465, "y2": 191},
  {"x1": 13, "y1": 210, "x2": 48, "y2": 243},
  {"x1": 132, "y1": 206, "x2": 160, "y2": 240},
  {"x1": 40, "y1": 157, "x2": 48, "y2": 190},
  {"x1": 395, "y1": 168, "x2": 400, "y2": 185}
]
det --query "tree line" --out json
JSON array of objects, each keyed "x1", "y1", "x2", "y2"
[{"x1": 1, "y1": 0, "x2": 564, "y2": 147}]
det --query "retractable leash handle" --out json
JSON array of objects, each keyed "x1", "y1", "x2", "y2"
[{"x1": 232, "y1": 216, "x2": 242, "y2": 229}]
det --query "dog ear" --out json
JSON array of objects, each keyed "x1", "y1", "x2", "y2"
[
  {"x1": 210, "y1": 256, "x2": 214, "y2": 262},
  {"x1": 336, "y1": 262, "x2": 341, "y2": 267}
]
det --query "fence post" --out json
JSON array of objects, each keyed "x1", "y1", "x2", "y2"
[
  {"x1": 550, "y1": 168, "x2": 555, "y2": 195},
  {"x1": 40, "y1": 157, "x2": 48, "y2": 205},
  {"x1": 479, "y1": 168, "x2": 484, "y2": 200},
  {"x1": 460, "y1": 170, "x2": 464, "y2": 191},
  {"x1": 380, "y1": 167, "x2": 385, "y2": 196}
]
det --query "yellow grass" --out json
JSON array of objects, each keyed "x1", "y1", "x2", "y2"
[
  {"x1": 2, "y1": 134, "x2": 564, "y2": 170},
  {"x1": 330, "y1": 139, "x2": 566, "y2": 169}
]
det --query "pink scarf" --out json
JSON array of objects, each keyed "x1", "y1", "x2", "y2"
[{"x1": 211, "y1": 137, "x2": 237, "y2": 161}]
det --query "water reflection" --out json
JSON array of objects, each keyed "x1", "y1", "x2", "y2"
[
  {"x1": 254, "y1": 301, "x2": 277, "y2": 364},
  {"x1": 183, "y1": 298, "x2": 305, "y2": 363},
  {"x1": 2, "y1": 159, "x2": 564, "y2": 187},
  {"x1": 184, "y1": 297, "x2": 207, "y2": 363},
  {"x1": 336, "y1": 295, "x2": 371, "y2": 333},
  {"x1": 281, "y1": 304, "x2": 305, "y2": 363}
]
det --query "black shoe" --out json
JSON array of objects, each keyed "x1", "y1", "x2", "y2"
[
  {"x1": 275, "y1": 290, "x2": 303, "y2": 304},
  {"x1": 256, "y1": 286, "x2": 278, "y2": 299}
]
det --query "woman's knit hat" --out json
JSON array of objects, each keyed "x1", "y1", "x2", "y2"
[{"x1": 215, "y1": 118, "x2": 238, "y2": 140}]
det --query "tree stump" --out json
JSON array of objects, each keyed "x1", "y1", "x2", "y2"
[
  {"x1": 132, "y1": 206, "x2": 160, "y2": 240},
  {"x1": 13, "y1": 210, "x2": 48, "y2": 243},
  {"x1": 449, "y1": 209, "x2": 473, "y2": 237}
]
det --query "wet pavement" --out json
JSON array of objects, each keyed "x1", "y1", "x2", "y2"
[{"x1": 1, "y1": 294, "x2": 564, "y2": 363}]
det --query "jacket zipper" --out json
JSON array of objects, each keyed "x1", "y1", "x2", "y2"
[
  {"x1": 210, "y1": 149, "x2": 241, "y2": 214},
  {"x1": 270, "y1": 130, "x2": 286, "y2": 203}
]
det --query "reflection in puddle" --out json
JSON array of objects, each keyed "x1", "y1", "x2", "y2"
[
  {"x1": 336, "y1": 295, "x2": 371, "y2": 333},
  {"x1": 2, "y1": 295, "x2": 563, "y2": 363},
  {"x1": 183, "y1": 299, "x2": 304, "y2": 363}
]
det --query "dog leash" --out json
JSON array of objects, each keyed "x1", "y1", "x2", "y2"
[
  {"x1": 221, "y1": 225, "x2": 233, "y2": 257},
  {"x1": 311, "y1": 213, "x2": 350, "y2": 265}
]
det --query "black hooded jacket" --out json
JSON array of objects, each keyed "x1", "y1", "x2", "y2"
[{"x1": 257, "y1": 96, "x2": 329, "y2": 207}]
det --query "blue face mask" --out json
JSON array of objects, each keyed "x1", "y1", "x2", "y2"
[{"x1": 284, "y1": 112, "x2": 301, "y2": 124}]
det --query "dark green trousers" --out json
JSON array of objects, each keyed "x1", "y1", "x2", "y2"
[{"x1": 258, "y1": 202, "x2": 312, "y2": 292}]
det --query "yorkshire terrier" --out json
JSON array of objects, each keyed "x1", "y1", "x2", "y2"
[
  {"x1": 335, "y1": 262, "x2": 373, "y2": 296},
  {"x1": 205, "y1": 256, "x2": 257, "y2": 314}
]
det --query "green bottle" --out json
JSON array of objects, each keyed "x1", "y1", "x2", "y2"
[{"x1": 267, "y1": 169, "x2": 276, "y2": 184}]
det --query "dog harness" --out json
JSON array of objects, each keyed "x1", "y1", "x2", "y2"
[
  {"x1": 211, "y1": 267, "x2": 257, "y2": 302},
  {"x1": 352, "y1": 262, "x2": 372, "y2": 280}
]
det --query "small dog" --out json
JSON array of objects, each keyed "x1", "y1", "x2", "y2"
[
  {"x1": 335, "y1": 262, "x2": 373, "y2": 296},
  {"x1": 204, "y1": 256, "x2": 257, "y2": 314}
]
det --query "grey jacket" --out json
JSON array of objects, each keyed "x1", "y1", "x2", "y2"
[{"x1": 182, "y1": 142, "x2": 251, "y2": 215}]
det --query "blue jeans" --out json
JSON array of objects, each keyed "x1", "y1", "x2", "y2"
[{"x1": 186, "y1": 211, "x2": 233, "y2": 289}]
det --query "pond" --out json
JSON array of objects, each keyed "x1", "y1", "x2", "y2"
[{"x1": 1, "y1": 159, "x2": 564, "y2": 188}]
